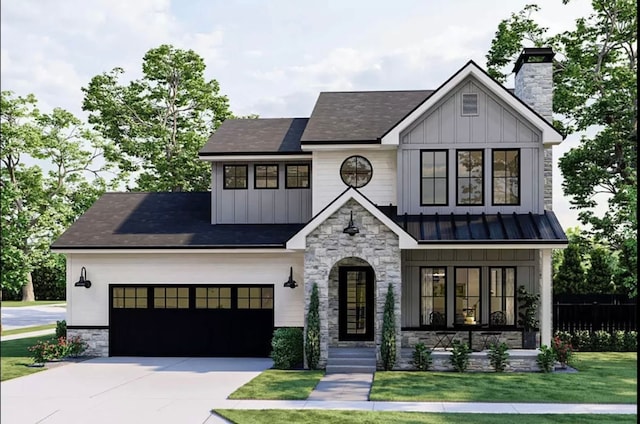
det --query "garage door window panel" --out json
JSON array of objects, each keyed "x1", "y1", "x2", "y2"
[
  {"x1": 113, "y1": 287, "x2": 148, "y2": 309},
  {"x1": 238, "y1": 287, "x2": 273, "y2": 309},
  {"x1": 154, "y1": 287, "x2": 189, "y2": 309},
  {"x1": 195, "y1": 287, "x2": 232, "y2": 309}
]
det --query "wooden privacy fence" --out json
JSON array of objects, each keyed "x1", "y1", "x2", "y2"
[{"x1": 553, "y1": 302, "x2": 637, "y2": 333}]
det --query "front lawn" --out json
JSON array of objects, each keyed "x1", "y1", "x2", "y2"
[
  {"x1": 0, "y1": 335, "x2": 53, "y2": 381},
  {"x1": 370, "y1": 352, "x2": 637, "y2": 404},
  {"x1": 215, "y1": 410, "x2": 635, "y2": 424},
  {"x1": 2, "y1": 324, "x2": 56, "y2": 337},
  {"x1": 228, "y1": 370, "x2": 324, "y2": 400},
  {"x1": 1, "y1": 300, "x2": 66, "y2": 307}
]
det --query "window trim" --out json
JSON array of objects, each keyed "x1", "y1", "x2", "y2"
[
  {"x1": 491, "y1": 149, "x2": 521, "y2": 206},
  {"x1": 340, "y1": 155, "x2": 373, "y2": 188},
  {"x1": 489, "y1": 266, "x2": 517, "y2": 327},
  {"x1": 223, "y1": 164, "x2": 249, "y2": 190},
  {"x1": 455, "y1": 149, "x2": 485, "y2": 206},
  {"x1": 419, "y1": 266, "x2": 448, "y2": 328},
  {"x1": 420, "y1": 149, "x2": 449, "y2": 206},
  {"x1": 461, "y1": 93, "x2": 479, "y2": 116},
  {"x1": 285, "y1": 163, "x2": 311, "y2": 189},
  {"x1": 254, "y1": 164, "x2": 279, "y2": 190},
  {"x1": 454, "y1": 266, "x2": 482, "y2": 325}
]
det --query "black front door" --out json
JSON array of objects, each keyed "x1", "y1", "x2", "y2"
[{"x1": 339, "y1": 266, "x2": 374, "y2": 341}]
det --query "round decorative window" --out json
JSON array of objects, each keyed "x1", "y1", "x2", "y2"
[{"x1": 340, "y1": 155, "x2": 373, "y2": 188}]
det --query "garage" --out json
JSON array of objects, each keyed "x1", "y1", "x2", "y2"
[{"x1": 109, "y1": 285, "x2": 274, "y2": 357}]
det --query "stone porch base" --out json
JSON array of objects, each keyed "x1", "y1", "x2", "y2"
[{"x1": 398, "y1": 348, "x2": 541, "y2": 372}]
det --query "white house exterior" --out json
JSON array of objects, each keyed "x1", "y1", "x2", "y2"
[{"x1": 52, "y1": 48, "x2": 567, "y2": 367}]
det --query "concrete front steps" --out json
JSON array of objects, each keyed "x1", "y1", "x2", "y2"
[{"x1": 326, "y1": 347, "x2": 377, "y2": 374}]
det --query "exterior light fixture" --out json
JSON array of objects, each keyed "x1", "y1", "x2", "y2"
[
  {"x1": 342, "y1": 211, "x2": 359, "y2": 236},
  {"x1": 283, "y1": 267, "x2": 298, "y2": 289},
  {"x1": 74, "y1": 267, "x2": 92, "y2": 288}
]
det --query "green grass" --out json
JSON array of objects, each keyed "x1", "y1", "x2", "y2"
[
  {"x1": 0, "y1": 335, "x2": 55, "y2": 381},
  {"x1": 215, "y1": 410, "x2": 635, "y2": 424},
  {"x1": 1, "y1": 300, "x2": 66, "y2": 307},
  {"x1": 1, "y1": 324, "x2": 56, "y2": 336},
  {"x1": 228, "y1": 370, "x2": 324, "y2": 400},
  {"x1": 370, "y1": 352, "x2": 637, "y2": 404}
]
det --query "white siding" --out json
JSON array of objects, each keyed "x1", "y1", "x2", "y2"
[
  {"x1": 312, "y1": 149, "x2": 397, "y2": 215},
  {"x1": 66, "y1": 252, "x2": 304, "y2": 328}
]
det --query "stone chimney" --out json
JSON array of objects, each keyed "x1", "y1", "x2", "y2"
[{"x1": 513, "y1": 47, "x2": 555, "y2": 210}]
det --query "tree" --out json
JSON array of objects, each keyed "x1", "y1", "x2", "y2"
[
  {"x1": 554, "y1": 242, "x2": 586, "y2": 294},
  {"x1": 305, "y1": 283, "x2": 320, "y2": 370},
  {"x1": 486, "y1": 1, "x2": 637, "y2": 297},
  {"x1": 82, "y1": 44, "x2": 233, "y2": 192},
  {"x1": 586, "y1": 246, "x2": 615, "y2": 294},
  {"x1": 1, "y1": 91, "x2": 113, "y2": 301},
  {"x1": 380, "y1": 284, "x2": 397, "y2": 371}
]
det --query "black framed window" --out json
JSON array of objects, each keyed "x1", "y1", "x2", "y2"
[
  {"x1": 195, "y1": 287, "x2": 232, "y2": 309},
  {"x1": 255, "y1": 164, "x2": 278, "y2": 189},
  {"x1": 154, "y1": 287, "x2": 189, "y2": 309},
  {"x1": 237, "y1": 287, "x2": 274, "y2": 310},
  {"x1": 489, "y1": 267, "x2": 516, "y2": 326},
  {"x1": 223, "y1": 165, "x2": 248, "y2": 189},
  {"x1": 457, "y1": 150, "x2": 484, "y2": 205},
  {"x1": 420, "y1": 150, "x2": 448, "y2": 205},
  {"x1": 112, "y1": 287, "x2": 148, "y2": 309},
  {"x1": 286, "y1": 164, "x2": 310, "y2": 188},
  {"x1": 420, "y1": 267, "x2": 447, "y2": 326},
  {"x1": 454, "y1": 267, "x2": 481, "y2": 324},
  {"x1": 492, "y1": 149, "x2": 520, "y2": 205},
  {"x1": 340, "y1": 155, "x2": 373, "y2": 188}
]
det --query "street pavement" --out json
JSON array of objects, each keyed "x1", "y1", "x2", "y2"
[{"x1": 1, "y1": 303, "x2": 66, "y2": 330}]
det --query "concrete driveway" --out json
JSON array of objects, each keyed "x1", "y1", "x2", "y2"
[{"x1": 1, "y1": 356, "x2": 272, "y2": 424}]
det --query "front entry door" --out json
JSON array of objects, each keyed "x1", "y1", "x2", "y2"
[{"x1": 339, "y1": 266, "x2": 374, "y2": 341}]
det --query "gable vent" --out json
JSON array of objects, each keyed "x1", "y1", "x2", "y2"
[{"x1": 462, "y1": 93, "x2": 478, "y2": 115}]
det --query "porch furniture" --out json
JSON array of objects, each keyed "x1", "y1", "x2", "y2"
[
  {"x1": 429, "y1": 311, "x2": 446, "y2": 327},
  {"x1": 490, "y1": 310, "x2": 507, "y2": 326},
  {"x1": 479, "y1": 331, "x2": 503, "y2": 350},
  {"x1": 433, "y1": 331, "x2": 456, "y2": 350}
]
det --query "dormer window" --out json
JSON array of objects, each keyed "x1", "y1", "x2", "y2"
[{"x1": 462, "y1": 93, "x2": 478, "y2": 116}]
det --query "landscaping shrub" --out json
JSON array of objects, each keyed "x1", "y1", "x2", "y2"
[
  {"x1": 536, "y1": 344, "x2": 555, "y2": 373},
  {"x1": 591, "y1": 330, "x2": 611, "y2": 351},
  {"x1": 449, "y1": 340, "x2": 471, "y2": 372},
  {"x1": 551, "y1": 336, "x2": 573, "y2": 367},
  {"x1": 554, "y1": 330, "x2": 572, "y2": 345},
  {"x1": 55, "y1": 320, "x2": 67, "y2": 338},
  {"x1": 623, "y1": 331, "x2": 637, "y2": 351},
  {"x1": 487, "y1": 342, "x2": 510, "y2": 372},
  {"x1": 411, "y1": 342, "x2": 432, "y2": 371},
  {"x1": 610, "y1": 330, "x2": 626, "y2": 352},
  {"x1": 380, "y1": 284, "x2": 397, "y2": 371},
  {"x1": 271, "y1": 327, "x2": 304, "y2": 369},
  {"x1": 571, "y1": 330, "x2": 591, "y2": 351},
  {"x1": 27, "y1": 336, "x2": 87, "y2": 364},
  {"x1": 305, "y1": 283, "x2": 321, "y2": 370}
]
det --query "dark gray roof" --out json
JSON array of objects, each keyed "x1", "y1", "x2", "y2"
[
  {"x1": 199, "y1": 118, "x2": 309, "y2": 156},
  {"x1": 378, "y1": 206, "x2": 567, "y2": 244},
  {"x1": 52, "y1": 192, "x2": 304, "y2": 249},
  {"x1": 300, "y1": 90, "x2": 433, "y2": 143}
]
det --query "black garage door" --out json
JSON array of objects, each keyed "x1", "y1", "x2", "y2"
[{"x1": 109, "y1": 285, "x2": 274, "y2": 357}]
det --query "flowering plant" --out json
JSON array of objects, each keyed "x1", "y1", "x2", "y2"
[{"x1": 551, "y1": 336, "x2": 573, "y2": 366}]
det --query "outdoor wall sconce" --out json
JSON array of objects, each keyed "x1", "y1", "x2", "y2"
[
  {"x1": 343, "y1": 211, "x2": 360, "y2": 236},
  {"x1": 283, "y1": 267, "x2": 298, "y2": 289},
  {"x1": 74, "y1": 267, "x2": 92, "y2": 288}
]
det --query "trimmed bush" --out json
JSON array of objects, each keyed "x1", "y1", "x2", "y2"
[
  {"x1": 56, "y1": 320, "x2": 67, "y2": 338},
  {"x1": 591, "y1": 330, "x2": 611, "y2": 351},
  {"x1": 270, "y1": 327, "x2": 303, "y2": 369},
  {"x1": 305, "y1": 283, "x2": 321, "y2": 370},
  {"x1": 611, "y1": 330, "x2": 626, "y2": 352},
  {"x1": 536, "y1": 344, "x2": 555, "y2": 373},
  {"x1": 411, "y1": 342, "x2": 432, "y2": 371},
  {"x1": 380, "y1": 284, "x2": 397, "y2": 371},
  {"x1": 449, "y1": 340, "x2": 471, "y2": 372},
  {"x1": 623, "y1": 331, "x2": 637, "y2": 351},
  {"x1": 487, "y1": 342, "x2": 510, "y2": 372},
  {"x1": 571, "y1": 330, "x2": 592, "y2": 351}
]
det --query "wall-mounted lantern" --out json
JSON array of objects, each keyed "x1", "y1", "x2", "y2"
[
  {"x1": 342, "y1": 211, "x2": 360, "y2": 236},
  {"x1": 283, "y1": 267, "x2": 298, "y2": 289},
  {"x1": 74, "y1": 267, "x2": 92, "y2": 288}
]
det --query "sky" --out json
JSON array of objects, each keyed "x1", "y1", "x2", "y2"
[{"x1": 1, "y1": 0, "x2": 598, "y2": 230}]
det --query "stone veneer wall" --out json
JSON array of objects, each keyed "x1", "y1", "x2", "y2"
[
  {"x1": 401, "y1": 330, "x2": 524, "y2": 351},
  {"x1": 68, "y1": 328, "x2": 109, "y2": 357},
  {"x1": 304, "y1": 199, "x2": 401, "y2": 369},
  {"x1": 398, "y1": 349, "x2": 541, "y2": 372}
]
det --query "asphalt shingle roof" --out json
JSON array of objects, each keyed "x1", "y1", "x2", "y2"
[
  {"x1": 300, "y1": 90, "x2": 433, "y2": 143},
  {"x1": 199, "y1": 118, "x2": 309, "y2": 155},
  {"x1": 51, "y1": 192, "x2": 304, "y2": 249}
]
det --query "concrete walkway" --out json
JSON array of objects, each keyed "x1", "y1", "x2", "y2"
[{"x1": 307, "y1": 373, "x2": 373, "y2": 401}]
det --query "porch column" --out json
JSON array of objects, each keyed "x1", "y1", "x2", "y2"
[{"x1": 539, "y1": 249, "x2": 553, "y2": 347}]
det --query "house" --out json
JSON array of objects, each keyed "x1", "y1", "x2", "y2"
[{"x1": 52, "y1": 48, "x2": 567, "y2": 367}]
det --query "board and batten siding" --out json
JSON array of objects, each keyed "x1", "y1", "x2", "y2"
[
  {"x1": 400, "y1": 249, "x2": 538, "y2": 328},
  {"x1": 65, "y1": 253, "x2": 304, "y2": 328},
  {"x1": 312, "y1": 150, "x2": 396, "y2": 215},
  {"x1": 398, "y1": 77, "x2": 545, "y2": 215},
  {"x1": 211, "y1": 161, "x2": 312, "y2": 224}
]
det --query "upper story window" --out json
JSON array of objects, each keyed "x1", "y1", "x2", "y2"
[
  {"x1": 456, "y1": 150, "x2": 484, "y2": 205},
  {"x1": 223, "y1": 165, "x2": 248, "y2": 189},
  {"x1": 421, "y1": 150, "x2": 448, "y2": 205},
  {"x1": 492, "y1": 149, "x2": 520, "y2": 205},
  {"x1": 286, "y1": 164, "x2": 310, "y2": 188},
  {"x1": 340, "y1": 155, "x2": 372, "y2": 188},
  {"x1": 461, "y1": 93, "x2": 478, "y2": 116},
  {"x1": 255, "y1": 164, "x2": 279, "y2": 189},
  {"x1": 420, "y1": 267, "x2": 447, "y2": 327}
]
